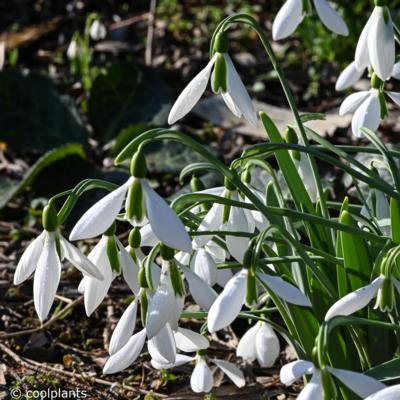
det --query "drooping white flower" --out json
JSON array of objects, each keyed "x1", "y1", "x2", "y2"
[
  {"x1": 0, "y1": 41, "x2": 5, "y2": 70},
  {"x1": 69, "y1": 177, "x2": 192, "y2": 253},
  {"x1": 168, "y1": 53, "x2": 258, "y2": 127},
  {"x1": 325, "y1": 275, "x2": 400, "y2": 320},
  {"x1": 355, "y1": 6, "x2": 395, "y2": 81},
  {"x1": 14, "y1": 230, "x2": 103, "y2": 321},
  {"x1": 66, "y1": 39, "x2": 80, "y2": 60},
  {"x1": 236, "y1": 321, "x2": 280, "y2": 367},
  {"x1": 364, "y1": 384, "x2": 400, "y2": 400},
  {"x1": 281, "y1": 360, "x2": 385, "y2": 399},
  {"x1": 89, "y1": 20, "x2": 106, "y2": 41},
  {"x1": 272, "y1": 0, "x2": 348, "y2": 41}
]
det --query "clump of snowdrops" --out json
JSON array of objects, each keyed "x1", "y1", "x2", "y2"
[{"x1": 15, "y1": 1, "x2": 400, "y2": 398}]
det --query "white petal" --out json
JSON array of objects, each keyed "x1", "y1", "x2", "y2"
[
  {"x1": 174, "y1": 327, "x2": 209, "y2": 352},
  {"x1": 142, "y1": 180, "x2": 192, "y2": 253},
  {"x1": 169, "y1": 295, "x2": 184, "y2": 331},
  {"x1": 103, "y1": 328, "x2": 146, "y2": 374},
  {"x1": 355, "y1": 10, "x2": 376, "y2": 71},
  {"x1": 148, "y1": 324, "x2": 176, "y2": 364},
  {"x1": 191, "y1": 248, "x2": 218, "y2": 286},
  {"x1": 205, "y1": 240, "x2": 226, "y2": 263},
  {"x1": 236, "y1": 324, "x2": 258, "y2": 362},
  {"x1": 280, "y1": 360, "x2": 315, "y2": 385},
  {"x1": 325, "y1": 276, "x2": 384, "y2": 320},
  {"x1": 181, "y1": 266, "x2": 218, "y2": 310},
  {"x1": 255, "y1": 323, "x2": 280, "y2": 367},
  {"x1": 313, "y1": 0, "x2": 348, "y2": 36},
  {"x1": 386, "y1": 91, "x2": 400, "y2": 108},
  {"x1": 78, "y1": 276, "x2": 87, "y2": 294},
  {"x1": 351, "y1": 90, "x2": 381, "y2": 138},
  {"x1": 151, "y1": 354, "x2": 194, "y2": 370},
  {"x1": 364, "y1": 385, "x2": 400, "y2": 400},
  {"x1": 140, "y1": 224, "x2": 158, "y2": 247},
  {"x1": 207, "y1": 269, "x2": 247, "y2": 333},
  {"x1": 69, "y1": 179, "x2": 131, "y2": 240},
  {"x1": 297, "y1": 155, "x2": 317, "y2": 202},
  {"x1": 392, "y1": 63, "x2": 400, "y2": 80},
  {"x1": 222, "y1": 91, "x2": 242, "y2": 118},
  {"x1": 211, "y1": 359, "x2": 245, "y2": 388},
  {"x1": 336, "y1": 62, "x2": 364, "y2": 91},
  {"x1": 193, "y1": 202, "x2": 224, "y2": 248},
  {"x1": 109, "y1": 299, "x2": 137, "y2": 355},
  {"x1": 61, "y1": 237, "x2": 103, "y2": 280},
  {"x1": 216, "y1": 268, "x2": 233, "y2": 287},
  {"x1": 297, "y1": 371, "x2": 323, "y2": 400},
  {"x1": 117, "y1": 241, "x2": 139, "y2": 295},
  {"x1": 224, "y1": 54, "x2": 258, "y2": 127},
  {"x1": 33, "y1": 232, "x2": 62, "y2": 321},
  {"x1": 272, "y1": 0, "x2": 303, "y2": 40},
  {"x1": 339, "y1": 91, "x2": 370, "y2": 115},
  {"x1": 328, "y1": 367, "x2": 386, "y2": 397},
  {"x1": 368, "y1": 6, "x2": 395, "y2": 81},
  {"x1": 258, "y1": 273, "x2": 312, "y2": 307},
  {"x1": 168, "y1": 55, "x2": 217, "y2": 124},
  {"x1": 84, "y1": 237, "x2": 114, "y2": 316},
  {"x1": 146, "y1": 272, "x2": 175, "y2": 338},
  {"x1": 190, "y1": 357, "x2": 214, "y2": 393},
  {"x1": 14, "y1": 233, "x2": 44, "y2": 285}
]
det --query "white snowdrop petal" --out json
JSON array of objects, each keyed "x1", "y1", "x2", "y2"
[
  {"x1": 391, "y1": 278, "x2": 400, "y2": 295},
  {"x1": 142, "y1": 180, "x2": 192, "y2": 253},
  {"x1": 70, "y1": 179, "x2": 132, "y2": 240},
  {"x1": 328, "y1": 367, "x2": 386, "y2": 397},
  {"x1": 148, "y1": 324, "x2": 176, "y2": 364},
  {"x1": 61, "y1": 237, "x2": 103, "y2": 280},
  {"x1": 258, "y1": 273, "x2": 312, "y2": 307},
  {"x1": 103, "y1": 328, "x2": 147, "y2": 374},
  {"x1": 140, "y1": 224, "x2": 158, "y2": 247},
  {"x1": 117, "y1": 242, "x2": 139, "y2": 295},
  {"x1": 33, "y1": 233, "x2": 62, "y2": 321},
  {"x1": 207, "y1": 269, "x2": 248, "y2": 333},
  {"x1": 236, "y1": 324, "x2": 258, "y2": 362},
  {"x1": 146, "y1": 273, "x2": 175, "y2": 338},
  {"x1": 280, "y1": 360, "x2": 315, "y2": 385},
  {"x1": 181, "y1": 266, "x2": 218, "y2": 310},
  {"x1": 355, "y1": 10, "x2": 375, "y2": 71},
  {"x1": 313, "y1": 0, "x2": 348, "y2": 36},
  {"x1": 336, "y1": 62, "x2": 364, "y2": 91},
  {"x1": 392, "y1": 63, "x2": 400, "y2": 80},
  {"x1": 151, "y1": 354, "x2": 195, "y2": 370},
  {"x1": 190, "y1": 357, "x2": 214, "y2": 393},
  {"x1": 255, "y1": 323, "x2": 280, "y2": 367},
  {"x1": 297, "y1": 371, "x2": 323, "y2": 400},
  {"x1": 14, "y1": 232, "x2": 45, "y2": 285},
  {"x1": 174, "y1": 327, "x2": 209, "y2": 352},
  {"x1": 368, "y1": 6, "x2": 395, "y2": 81},
  {"x1": 211, "y1": 359, "x2": 245, "y2": 388},
  {"x1": 109, "y1": 299, "x2": 138, "y2": 355},
  {"x1": 224, "y1": 54, "x2": 258, "y2": 127},
  {"x1": 205, "y1": 241, "x2": 226, "y2": 263},
  {"x1": 78, "y1": 276, "x2": 87, "y2": 294},
  {"x1": 191, "y1": 248, "x2": 218, "y2": 286},
  {"x1": 222, "y1": 91, "x2": 242, "y2": 118},
  {"x1": 169, "y1": 295, "x2": 184, "y2": 331},
  {"x1": 193, "y1": 202, "x2": 224, "y2": 248},
  {"x1": 351, "y1": 90, "x2": 381, "y2": 138},
  {"x1": 84, "y1": 237, "x2": 114, "y2": 316},
  {"x1": 216, "y1": 268, "x2": 233, "y2": 287},
  {"x1": 0, "y1": 41, "x2": 5, "y2": 71},
  {"x1": 272, "y1": 0, "x2": 303, "y2": 40},
  {"x1": 297, "y1": 155, "x2": 318, "y2": 202},
  {"x1": 339, "y1": 91, "x2": 370, "y2": 115},
  {"x1": 168, "y1": 55, "x2": 217, "y2": 124},
  {"x1": 386, "y1": 91, "x2": 400, "y2": 108},
  {"x1": 325, "y1": 276, "x2": 384, "y2": 320},
  {"x1": 364, "y1": 385, "x2": 400, "y2": 400}
]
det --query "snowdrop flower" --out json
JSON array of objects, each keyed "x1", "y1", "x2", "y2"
[
  {"x1": 79, "y1": 224, "x2": 140, "y2": 315},
  {"x1": 89, "y1": 20, "x2": 106, "y2": 41},
  {"x1": 168, "y1": 31, "x2": 258, "y2": 127},
  {"x1": 66, "y1": 38, "x2": 80, "y2": 60},
  {"x1": 207, "y1": 269, "x2": 311, "y2": 333},
  {"x1": 281, "y1": 360, "x2": 385, "y2": 399},
  {"x1": 237, "y1": 321, "x2": 280, "y2": 367},
  {"x1": 14, "y1": 204, "x2": 103, "y2": 321},
  {"x1": 70, "y1": 150, "x2": 192, "y2": 253},
  {"x1": 364, "y1": 384, "x2": 400, "y2": 400},
  {"x1": 355, "y1": 5, "x2": 395, "y2": 81},
  {"x1": 272, "y1": 0, "x2": 348, "y2": 41},
  {"x1": 325, "y1": 274, "x2": 400, "y2": 320},
  {"x1": 0, "y1": 41, "x2": 5, "y2": 70}
]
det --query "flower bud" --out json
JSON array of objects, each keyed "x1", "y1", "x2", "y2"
[
  {"x1": 42, "y1": 202, "x2": 58, "y2": 232},
  {"x1": 211, "y1": 53, "x2": 227, "y2": 94},
  {"x1": 190, "y1": 176, "x2": 205, "y2": 192},
  {"x1": 130, "y1": 150, "x2": 147, "y2": 178},
  {"x1": 89, "y1": 20, "x2": 106, "y2": 41},
  {"x1": 129, "y1": 227, "x2": 141, "y2": 249}
]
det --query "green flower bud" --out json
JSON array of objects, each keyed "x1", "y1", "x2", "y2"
[
  {"x1": 42, "y1": 202, "x2": 58, "y2": 232},
  {"x1": 129, "y1": 227, "x2": 141, "y2": 249},
  {"x1": 211, "y1": 53, "x2": 227, "y2": 94},
  {"x1": 130, "y1": 150, "x2": 147, "y2": 178},
  {"x1": 214, "y1": 31, "x2": 229, "y2": 53},
  {"x1": 126, "y1": 178, "x2": 145, "y2": 221}
]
